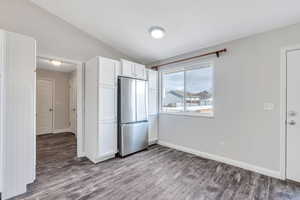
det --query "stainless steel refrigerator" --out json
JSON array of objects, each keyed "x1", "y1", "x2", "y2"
[{"x1": 118, "y1": 76, "x2": 149, "y2": 157}]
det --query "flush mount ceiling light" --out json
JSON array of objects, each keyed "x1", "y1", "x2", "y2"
[
  {"x1": 51, "y1": 60, "x2": 62, "y2": 66},
  {"x1": 149, "y1": 26, "x2": 166, "y2": 39}
]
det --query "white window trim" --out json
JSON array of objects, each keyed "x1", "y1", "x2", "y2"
[{"x1": 159, "y1": 60, "x2": 215, "y2": 118}]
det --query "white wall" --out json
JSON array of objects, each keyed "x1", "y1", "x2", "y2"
[
  {"x1": 1, "y1": 30, "x2": 36, "y2": 199},
  {"x1": 0, "y1": 30, "x2": 5, "y2": 196},
  {"x1": 151, "y1": 23, "x2": 300, "y2": 178},
  {"x1": 0, "y1": 0, "x2": 133, "y2": 62}
]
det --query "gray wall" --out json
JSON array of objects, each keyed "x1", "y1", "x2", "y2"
[
  {"x1": 0, "y1": 0, "x2": 133, "y2": 62},
  {"x1": 152, "y1": 23, "x2": 300, "y2": 175},
  {"x1": 36, "y1": 69, "x2": 71, "y2": 131}
]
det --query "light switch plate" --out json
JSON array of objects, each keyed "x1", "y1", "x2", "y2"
[{"x1": 264, "y1": 103, "x2": 274, "y2": 110}]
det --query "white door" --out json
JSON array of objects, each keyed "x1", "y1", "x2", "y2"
[
  {"x1": 69, "y1": 80, "x2": 77, "y2": 134},
  {"x1": 287, "y1": 49, "x2": 300, "y2": 182},
  {"x1": 36, "y1": 79, "x2": 53, "y2": 135}
]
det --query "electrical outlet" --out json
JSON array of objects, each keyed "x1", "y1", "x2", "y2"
[{"x1": 264, "y1": 103, "x2": 274, "y2": 111}]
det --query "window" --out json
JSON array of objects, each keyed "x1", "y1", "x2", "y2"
[
  {"x1": 161, "y1": 71, "x2": 184, "y2": 112},
  {"x1": 161, "y1": 63, "x2": 214, "y2": 116}
]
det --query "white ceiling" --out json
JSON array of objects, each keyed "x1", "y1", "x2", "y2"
[
  {"x1": 37, "y1": 57, "x2": 77, "y2": 73},
  {"x1": 30, "y1": 0, "x2": 300, "y2": 64}
]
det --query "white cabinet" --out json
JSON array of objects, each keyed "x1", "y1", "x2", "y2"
[
  {"x1": 148, "y1": 69, "x2": 159, "y2": 115},
  {"x1": 85, "y1": 56, "x2": 120, "y2": 163},
  {"x1": 148, "y1": 115, "x2": 158, "y2": 144},
  {"x1": 135, "y1": 63, "x2": 147, "y2": 79},
  {"x1": 149, "y1": 89, "x2": 158, "y2": 115},
  {"x1": 0, "y1": 30, "x2": 36, "y2": 199},
  {"x1": 148, "y1": 69, "x2": 158, "y2": 89},
  {"x1": 147, "y1": 69, "x2": 159, "y2": 143},
  {"x1": 121, "y1": 59, "x2": 134, "y2": 78},
  {"x1": 121, "y1": 59, "x2": 146, "y2": 80}
]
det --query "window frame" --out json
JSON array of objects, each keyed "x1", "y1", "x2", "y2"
[{"x1": 159, "y1": 61, "x2": 214, "y2": 118}]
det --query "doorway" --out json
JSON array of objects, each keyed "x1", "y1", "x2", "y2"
[
  {"x1": 35, "y1": 55, "x2": 84, "y2": 159},
  {"x1": 281, "y1": 46, "x2": 300, "y2": 182}
]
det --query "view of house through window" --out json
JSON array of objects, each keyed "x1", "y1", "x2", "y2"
[
  {"x1": 162, "y1": 71, "x2": 184, "y2": 112},
  {"x1": 161, "y1": 64, "x2": 214, "y2": 116}
]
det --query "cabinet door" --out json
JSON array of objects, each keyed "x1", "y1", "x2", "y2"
[
  {"x1": 148, "y1": 69, "x2": 158, "y2": 89},
  {"x1": 98, "y1": 122, "x2": 117, "y2": 156},
  {"x1": 99, "y1": 57, "x2": 116, "y2": 86},
  {"x1": 121, "y1": 59, "x2": 134, "y2": 77},
  {"x1": 135, "y1": 63, "x2": 146, "y2": 80},
  {"x1": 99, "y1": 57, "x2": 117, "y2": 122},
  {"x1": 149, "y1": 89, "x2": 158, "y2": 115},
  {"x1": 99, "y1": 86, "x2": 115, "y2": 121},
  {"x1": 115, "y1": 61, "x2": 121, "y2": 85},
  {"x1": 148, "y1": 115, "x2": 158, "y2": 143}
]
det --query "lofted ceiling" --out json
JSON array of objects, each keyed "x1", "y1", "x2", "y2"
[{"x1": 30, "y1": 0, "x2": 300, "y2": 64}]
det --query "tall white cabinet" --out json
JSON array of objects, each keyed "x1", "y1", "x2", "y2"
[
  {"x1": 121, "y1": 59, "x2": 147, "y2": 80},
  {"x1": 0, "y1": 30, "x2": 36, "y2": 199},
  {"x1": 85, "y1": 57, "x2": 120, "y2": 163},
  {"x1": 147, "y1": 69, "x2": 159, "y2": 144}
]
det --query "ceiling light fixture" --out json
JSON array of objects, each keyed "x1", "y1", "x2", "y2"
[
  {"x1": 149, "y1": 26, "x2": 166, "y2": 39},
  {"x1": 51, "y1": 60, "x2": 62, "y2": 66}
]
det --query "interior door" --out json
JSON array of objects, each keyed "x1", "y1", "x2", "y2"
[
  {"x1": 36, "y1": 79, "x2": 53, "y2": 135},
  {"x1": 69, "y1": 79, "x2": 77, "y2": 134},
  {"x1": 287, "y1": 49, "x2": 300, "y2": 182}
]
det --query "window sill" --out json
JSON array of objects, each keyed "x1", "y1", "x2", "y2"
[{"x1": 159, "y1": 112, "x2": 214, "y2": 118}]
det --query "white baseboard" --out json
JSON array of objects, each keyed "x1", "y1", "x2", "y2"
[
  {"x1": 89, "y1": 152, "x2": 116, "y2": 164},
  {"x1": 53, "y1": 128, "x2": 73, "y2": 134},
  {"x1": 149, "y1": 139, "x2": 158, "y2": 145},
  {"x1": 77, "y1": 150, "x2": 85, "y2": 158},
  {"x1": 158, "y1": 140, "x2": 282, "y2": 179}
]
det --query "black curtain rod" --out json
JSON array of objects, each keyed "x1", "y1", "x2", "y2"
[{"x1": 151, "y1": 48, "x2": 227, "y2": 70}]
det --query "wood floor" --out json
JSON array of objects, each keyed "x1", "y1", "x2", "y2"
[{"x1": 13, "y1": 133, "x2": 300, "y2": 200}]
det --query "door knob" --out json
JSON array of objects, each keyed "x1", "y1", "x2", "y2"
[
  {"x1": 288, "y1": 120, "x2": 296, "y2": 125},
  {"x1": 49, "y1": 108, "x2": 53, "y2": 112},
  {"x1": 289, "y1": 111, "x2": 297, "y2": 117}
]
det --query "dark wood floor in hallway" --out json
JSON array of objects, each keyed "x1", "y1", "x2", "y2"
[{"x1": 13, "y1": 133, "x2": 300, "y2": 200}]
